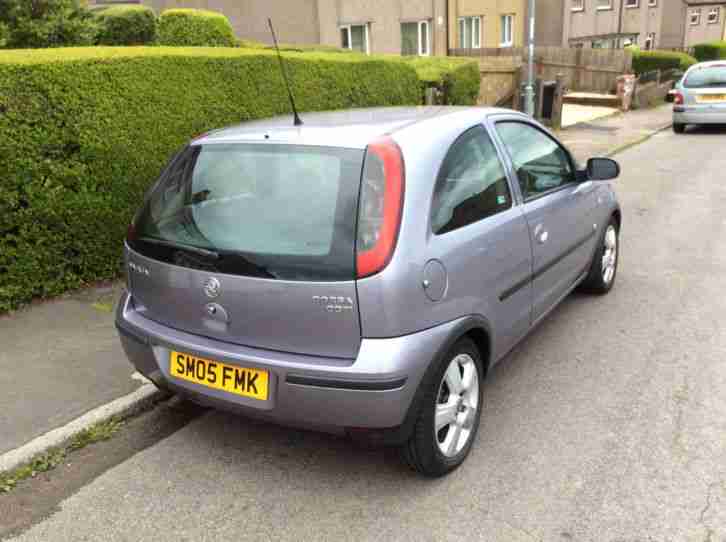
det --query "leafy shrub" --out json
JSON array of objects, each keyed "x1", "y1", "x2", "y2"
[
  {"x1": 0, "y1": 0, "x2": 98, "y2": 48},
  {"x1": 632, "y1": 49, "x2": 697, "y2": 74},
  {"x1": 0, "y1": 47, "x2": 420, "y2": 311},
  {"x1": 158, "y1": 9, "x2": 236, "y2": 47},
  {"x1": 0, "y1": 22, "x2": 8, "y2": 47},
  {"x1": 693, "y1": 41, "x2": 726, "y2": 62},
  {"x1": 401, "y1": 57, "x2": 480, "y2": 105},
  {"x1": 96, "y1": 5, "x2": 157, "y2": 46}
]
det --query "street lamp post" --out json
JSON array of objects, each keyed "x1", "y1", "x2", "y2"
[{"x1": 524, "y1": 0, "x2": 536, "y2": 117}]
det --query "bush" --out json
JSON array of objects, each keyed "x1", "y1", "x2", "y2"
[
  {"x1": 0, "y1": 47, "x2": 421, "y2": 311},
  {"x1": 693, "y1": 41, "x2": 726, "y2": 62},
  {"x1": 158, "y1": 9, "x2": 236, "y2": 47},
  {"x1": 0, "y1": 0, "x2": 98, "y2": 48},
  {"x1": 96, "y1": 5, "x2": 157, "y2": 46},
  {"x1": 632, "y1": 49, "x2": 697, "y2": 74},
  {"x1": 401, "y1": 57, "x2": 480, "y2": 105}
]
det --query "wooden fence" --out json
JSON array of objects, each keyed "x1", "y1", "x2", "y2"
[{"x1": 450, "y1": 46, "x2": 633, "y2": 94}]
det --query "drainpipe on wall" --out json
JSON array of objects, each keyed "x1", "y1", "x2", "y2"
[{"x1": 617, "y1": 0, "x2": 625, "y2": 47}]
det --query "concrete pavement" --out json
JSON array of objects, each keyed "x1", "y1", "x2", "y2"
[
  {"x1": 6, "y1": 125, "x2": 726, "y2": 541},
  {"x1": 0, "y1": 282, "x2": 136, "y2": 455},
  {"x1": 558, "y1": 103, "x2": 673, "y2": 162}
]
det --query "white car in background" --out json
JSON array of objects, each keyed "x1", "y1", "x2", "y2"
[{"x1": 672, "y1": 61, "x2": 726, "y2": 133}]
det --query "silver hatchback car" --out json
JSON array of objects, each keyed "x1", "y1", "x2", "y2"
[
  {"x1": 117, "y1": 107, "x2": 621, "y2": 476},
  {"x1": 673, "y1": 61, "x2": 726, "y2": 133}
]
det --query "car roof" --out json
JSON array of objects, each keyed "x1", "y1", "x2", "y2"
[
  {"x1": 690, "y1": 60, "x2": 726, "y2": 70},
  {"x1": 193, "y1": 106, "x2": 521, "y2": 149}
]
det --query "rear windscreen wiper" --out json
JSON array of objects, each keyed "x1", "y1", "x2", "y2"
[{"x1": 137, "y1": 236, "x2": 220, "y2": 260}]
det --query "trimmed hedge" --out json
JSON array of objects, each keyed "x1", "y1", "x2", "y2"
[
  {"x1": 0, "y1": 47, "x2": 421, "y2": 312},
  {"x1": 632, "y1": 49, "x2": 697, "y2": 74},
  {"x1": 693, "y1": 41, "x2": 726, "y2": 62},
  {"x1": 401, "y1": 57, "x2": 480, "y2": 105},
  {"x1": 96, "y1": 5, "x2": 157, "y2": 46},
  {"x1": 158, "y1": 9, "x2": 236, "y2": 47}
]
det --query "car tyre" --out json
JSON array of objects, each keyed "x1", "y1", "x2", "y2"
[
  {"x1": 400, "y1": 337, "x2": 484, "y2": 477},
  {"x1": 579, "y1": 217, "x2": 619, "y2": 295},
  {"x1": 673, "y1": 123, "x2": 685, "y2": 134}
]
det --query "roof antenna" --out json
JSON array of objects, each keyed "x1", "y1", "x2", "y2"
[{"x1": 268, "y1": 18, "x2": 303, "y2": 127}]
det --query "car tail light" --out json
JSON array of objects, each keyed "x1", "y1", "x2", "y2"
[
  {"x1": 674, "y1": 92, "x2": 684, "y2": 105},
  {"x1": 126, "y1": 222, "x2": 137, "y2": 242},
  {"x1": 356, "y1": 136, "x2": 405, "y2": 278}
]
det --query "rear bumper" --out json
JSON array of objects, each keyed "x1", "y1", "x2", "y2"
[
  {"x1": 673, "y1": 108, "x2": 726, "y2": 124},
  {"x1": 116, "y1": 291, "x2": 458, "y2": 438}
]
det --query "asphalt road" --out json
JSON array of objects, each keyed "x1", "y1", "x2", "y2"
[{"x1": 7, "y1": 126, "x2": 726, "y2": 542}]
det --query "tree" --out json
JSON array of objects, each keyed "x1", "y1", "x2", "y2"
[{"x1": 0, "y1": 0, "x2": 98, "y2": 48}]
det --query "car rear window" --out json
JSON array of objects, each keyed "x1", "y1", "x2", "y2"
[
  {"x1": 684, "y1": 65, "x2": 726, "y2": 88},
  {"x1": 129, "y1": 143, "x2": 364, "y2": 281}
]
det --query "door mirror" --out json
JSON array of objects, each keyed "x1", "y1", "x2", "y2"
[{"x1": 586, "y1": 157, "x2": 620, "y2": 181}]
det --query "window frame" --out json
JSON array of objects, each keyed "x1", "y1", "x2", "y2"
[
  {"x1": 624, "y1": 0, "x2": 639, "y2": 8},
  {"x1": 571, "y1": 0, "x2": 585, "y2": 12},
  {"x1": 690, "y1": 9, "x2": 701, "y2": 25},
  {"x1": 500, "y1": 14, "x2": 514, "y2": 47},
  {"x1": 400, "y1": 20, "x2": 430, "y2": 56},
  {"x1": 429, "y1": 123, "x2": 515, "y2": 236},
  {"x1": 492, "y1": 119, "x2": 579, "y2": 203},
  {"x1": 340, "y1": 23, "x2": 370, "y2": 54},
  {"x1": 644, "y1": 32, "x2": 655, "y2": 50},
  {"x1": 708, "y1": 7, "x2": 720, "y2": 24},
  {"x1": 458, "y1": 16, "x2": 482, "y2": 49},
  {"x1": 597, "y1": 0, "x2": 613, "y2": 11}
]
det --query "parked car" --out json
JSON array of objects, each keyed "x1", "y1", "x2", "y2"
[
  {"x1": 673, "y1": 61, "x2": 726, "y2": 133},
  {"x1": 116, "y1": 107, "x2": 621, "y2": 477}
]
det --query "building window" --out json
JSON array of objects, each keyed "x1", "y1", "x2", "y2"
[
  {"x1": 648, "y1": 0, "x2": 657, "y2": 6},
  {"x1": 458, "y1": 16, "x2": 482, "y2": 49},
  {"x1": 708, "y1": 7, "x2": 720, "y2": 24},
  {"x1": 644, "y1": 32, "x2": 655, "y2": 50},
  {"x1": 625, "y1": 0, "x2": 639, "y2": 8},
  {"x1": 401, "y1": 21, "x2": 430, "y2": 56},
  {"x1": 690, "y1": 9, "x2": 701, "y2": 25},
  {"x1": 340, "y1": 24, "x2": 369, "y2": 54},
  {"x1": 597, "y1": 0, "x2": 613, "y2": 10},
  {"x1": 571, "y1": 0, "x2": 585, "y2": 12},
  {"x1": 500, "y1": 15, "x2": 514, "y2": 47}
]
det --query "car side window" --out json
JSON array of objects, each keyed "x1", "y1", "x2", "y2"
[
  {"x1": 495, "y1": 121, "x2": 574, "y2": 200},
  {"x1": 431, "y1": 125, "x2": 512, "y2": 235}
]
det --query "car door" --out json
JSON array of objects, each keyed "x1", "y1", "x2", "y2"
[
  {"x1": 427, "y1": 124, "x2": 533, "y2": 360},
  {"x1": 492, "y1": 119, "x2": 597, "y2": 322}
]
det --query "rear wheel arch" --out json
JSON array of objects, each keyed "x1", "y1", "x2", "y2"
[
  {"x1": 385, "y1": 316, "x2": 492, "y2": 446},
  {"x1": 612, "y1": 208, "x2": 622, "y2": 231}
]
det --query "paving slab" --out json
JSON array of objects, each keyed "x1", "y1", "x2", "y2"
[
  {"x1": 0, "y1": 282, "x2": 138, "y2": 455},
  {"x1": 558, "y1": 103, "x2": 672, "y2": 162}
]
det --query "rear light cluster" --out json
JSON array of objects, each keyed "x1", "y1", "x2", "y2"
[
  {"x1": 356, "y1": 136, "x2": 405, "y2": 278},
  {"x1": 674, "y1": 92, "x2": 684, "y2": 106}
]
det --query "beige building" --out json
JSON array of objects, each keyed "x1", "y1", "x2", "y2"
[
  {"x1": 562, "y1": 0, "x2": 687, "y2": 49},
  {"x1": 683, "y1": 0, "x2": 726, "y2": 46},
  {"x1": 103, "y1": 0, "x2": 529, "y2": 56},
  {"x1": 447, "y1": 0, "x2": 528, "y2": 49}
]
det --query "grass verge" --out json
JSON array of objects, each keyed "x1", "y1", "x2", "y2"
[{"x1": 0, "y1": 417, "x2": 123, "y2": 494}]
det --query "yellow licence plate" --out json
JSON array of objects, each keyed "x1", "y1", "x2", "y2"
[
  {"x1": 696, "y1": 94, "x2": 726, "y2": 103},
  {"x1": 170, "y1": 351, "x2": 269, "y2": 401}
]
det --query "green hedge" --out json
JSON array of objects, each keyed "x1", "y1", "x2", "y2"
[
  {"x1": 632, "y1": 49, "x2": 697, "y2": 74},
  {"x1": 0, "y1": 47, "x2": 421, "y2": 312},
  {"x1": 400, "y1": 57, "x2": 480, "y2": 105},
  {"x1": 693, "y1": 41, "x2": 726, "y2": 62},
  {"x1": 158, "y1": 9, "x2": 236, "y2": 47},
  {"x1": 96, "y1": 5, "x2": 157, "y2": 46}
]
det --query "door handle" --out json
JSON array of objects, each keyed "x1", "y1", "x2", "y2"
[{"x1": 533, "y1": 224, "x2": 549, "y2": 244}]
